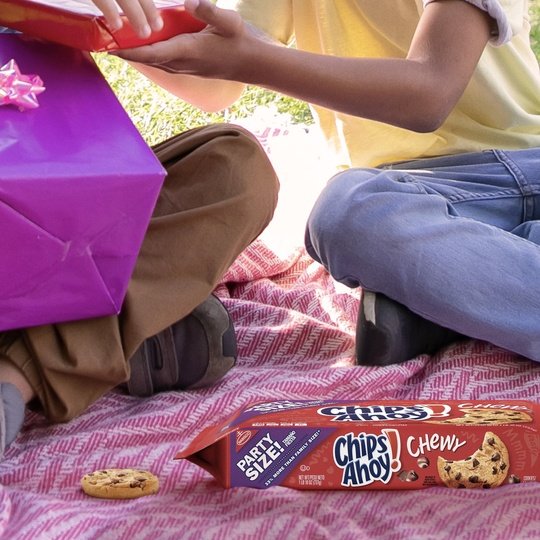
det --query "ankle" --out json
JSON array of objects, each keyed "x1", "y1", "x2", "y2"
[
  {"x1": 1, "y1": 382, "x2": 26, "y2": 447},
  {"x1": 0, "y1": 361, "x2": 35, "y2": 403}
]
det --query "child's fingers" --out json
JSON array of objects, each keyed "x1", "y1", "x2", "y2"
[
  {"x1": 92, "y1": 0, "x2": 124, "y2": 31},
  {"x1": 184, "y1": 0, "x2": 242, "y2": 37},
  {"x1": 92, "y1": 0, "x2": 163, "y2": 38},
  {"x1": 116, "y1": 0, "x2": 163, "y2": 36}
]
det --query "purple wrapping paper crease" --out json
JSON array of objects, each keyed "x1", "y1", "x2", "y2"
[{"x1": 0, "y1": 35, "x2": 166, "y2": 331}]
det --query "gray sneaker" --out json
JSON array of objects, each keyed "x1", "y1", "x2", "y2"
[{"x1": 127, "y1": 295, "x2": 237, "y2": 397}]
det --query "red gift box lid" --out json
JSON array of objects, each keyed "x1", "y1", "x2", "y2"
[{"x1": 0, "y1": 0, "x2": 206, "y2": 51}]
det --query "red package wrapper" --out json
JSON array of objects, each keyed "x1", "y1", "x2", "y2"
[
  {"x1": 175, "y1": 399, "x2": 540, "y2": 490},
  {"x1": 0, "y1": 0, "x2": 206, "y2": 51}
]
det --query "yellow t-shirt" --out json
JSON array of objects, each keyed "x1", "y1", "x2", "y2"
[{"x1": 220, "y1": 0, "x2": 540, "y2": 168}]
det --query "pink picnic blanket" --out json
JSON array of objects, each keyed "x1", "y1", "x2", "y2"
[
  {"x1": 1, "y1": 239, "x2": 540, "y2": 540},
  {"x1": 1, "y1": 124, "x2": 540, "y2": 539}
]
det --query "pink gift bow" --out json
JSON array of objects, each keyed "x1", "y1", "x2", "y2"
[{"x1": 0, "y1": 59, "x2": 45, "y2": 110}]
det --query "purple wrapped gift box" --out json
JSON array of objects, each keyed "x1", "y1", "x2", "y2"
[{"x1": 0, "y1": 35, "x2": 166, "y2": 331}]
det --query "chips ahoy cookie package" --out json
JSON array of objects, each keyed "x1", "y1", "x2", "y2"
[
  {"x1": 175, "y1": 400, "x2": 540, "y2": 490},
  {"x1": 0, "y1": 34, "x2": 165, "y2": 331},
  {"x1": 0, "y1": 0, "x2": 205, "y2": 51}
]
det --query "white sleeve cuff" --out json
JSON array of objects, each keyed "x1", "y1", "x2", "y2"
[{"x1": 423, "y1": 0, "x2": 512, "y2": 46}]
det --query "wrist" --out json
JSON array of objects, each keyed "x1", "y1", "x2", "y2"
[{"x1": 233, "y1": 38, "x2": 282, "y2": 86}]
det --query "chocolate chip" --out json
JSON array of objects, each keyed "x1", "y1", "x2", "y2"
[
  {"x1": 417, "y1": 457, "x2": 430, "y2": 469},
  {"x1": 482, "y1": 484, "x2": 491, "y2": 489},
  {"x1": 491, "y1": 453, "x2": 501, "y2": 462},
  {"x1": 487, "y1": 437, "x2": 496, "y2": 446},
  {"x1": 444, "y1": 465, "x2": 452, "y2": 472},
  {"x1": 500, "y1": 463, "x2": 507, "y2": 471},
  {"x1": 457, "y1": 484, "x2": 466, "y2": 489},
  {"x1": 455, "y1": 472, "x2": 462, "y2": 481},
  {"x1": 492, "y1": 467, "x2": 498, "y2": 475},
  {"x1": 130, "y1": 481, "x2": 142, "y2": 488},
  {"x1": 468, "y1": 476, "x2": 480, "y2": 483},
  {"x1": 508, "y1": 475, "x2": 521, "y2": 484},
  {"x1": 472, "y1": 459, "x2": 480, "y2": 467}
]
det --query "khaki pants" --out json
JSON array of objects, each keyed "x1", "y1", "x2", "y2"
[{"x1": 0, "y1": 124, "x2": 279, "y2": 422}]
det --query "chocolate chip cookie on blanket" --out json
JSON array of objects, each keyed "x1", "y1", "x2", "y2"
[{"x1": 81, "y1": 468, "x2": 159, "y2": 499}]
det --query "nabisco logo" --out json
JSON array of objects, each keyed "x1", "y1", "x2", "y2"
[{"x1": 236, "y1": 430, "x2": 256, "y2": 451}]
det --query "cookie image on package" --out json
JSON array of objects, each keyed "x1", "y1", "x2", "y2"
[
  {"x1": 431, "y1": 409, "x2": 532, "y2": 425},
  {"x1": 437, "y1": 431, "x2": 509, "y2": 489},
  {"x1": 81, "y1": 468, "x2": 159, "y2": 499}
]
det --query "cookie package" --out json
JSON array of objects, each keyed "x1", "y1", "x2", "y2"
[{"x1": 175, "y1": 400, "x2": 540, "y2": 490}]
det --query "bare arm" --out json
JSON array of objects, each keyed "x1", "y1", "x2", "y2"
[
  {"x1": 125, "y1": 63, "x2": 245, "y2": 112},
  {"x1": 113, "y1": 0, "x2": 493, "y2": 131},
  {"x1": 243, "y1": 0, "x2": 493, "y2": 131}
]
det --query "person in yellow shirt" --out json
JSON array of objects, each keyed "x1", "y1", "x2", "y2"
[{"x1": 104, "y1": 0, "x2": 540, "y2": 367}]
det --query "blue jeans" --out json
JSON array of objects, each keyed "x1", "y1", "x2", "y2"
[{"x1": 305, "y1": 148, "x2": 540, "y2": 362}]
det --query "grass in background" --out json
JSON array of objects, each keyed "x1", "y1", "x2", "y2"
[
  {"x1": 93, "y1": 54, "x2": 313, "y2": 146},
  {"x1": 95, "y1": 1, "x2": 540, "y2": 146}
]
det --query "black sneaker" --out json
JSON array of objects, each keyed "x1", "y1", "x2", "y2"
[
  {"x1": 355, "y1": 291, "x2": 465, "y2": 366},
  {"x1": 127, "y1": 294, "x2": 237, "y2": 397}
]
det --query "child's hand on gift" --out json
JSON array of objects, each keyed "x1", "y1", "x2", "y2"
[
  {"x1": 113, "y1": 0, "x2": 261, "y2": 81},
  {"x1": 91, "y1": 0, "x2": 164, "y2": 38}
]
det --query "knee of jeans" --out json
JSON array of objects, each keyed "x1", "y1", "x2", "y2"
[
  {"x1": 306, "y1": 170, "x2": 410, "y2": 287},
  {"x1": 307, "y1": 172, "x2": 373, "y2": 257}
]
